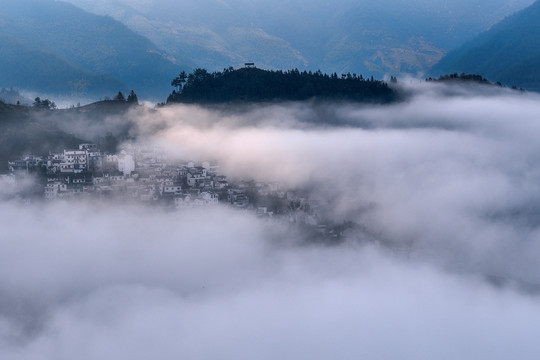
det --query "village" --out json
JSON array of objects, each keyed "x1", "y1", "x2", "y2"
[{"x1": 4, "y1": 143, "x2": 345, "y2": 240}]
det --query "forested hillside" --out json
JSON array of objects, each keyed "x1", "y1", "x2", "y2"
[{"x1": 167, "y1": 67, "x2": 395, "y2": 104}]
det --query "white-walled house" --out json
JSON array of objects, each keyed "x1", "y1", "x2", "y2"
[
  {"x1": 200, "y1": 191, "x2": 219, "y2": 204},
  {"x1": 118, "y1": 154, "x2": 135, "y2": 176}
]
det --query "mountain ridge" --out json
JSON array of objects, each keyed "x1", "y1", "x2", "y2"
[
  {"x1": 430, "y1": 0, "x2": 540, "y2": 91},
  {"x1": 66, "y1": 0, "x2": 535, "y2": 78},
  {"x1": 0, "y1": 0, "x2": 181, "y2": 100},
  {"x1": 0, "y1": 34, "x2": 127, "y2": 98}
]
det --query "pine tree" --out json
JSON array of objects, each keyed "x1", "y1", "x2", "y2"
[
  {"x1": 114, "y1": 91, "x2": 126, "y2": 101},
  {"x1": 127, "y1": 90, "x2": 138, "y2": 104}
]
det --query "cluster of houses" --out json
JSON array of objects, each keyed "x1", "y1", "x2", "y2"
[
  {"x1": 7, "y1": 144, "x2": 325, "y2": 227},
  {"x1": 5, "y1": 143, "x2": 351, "y2": 240},
  {"x1": 10, "y1": 144, "x2": 239, "y2": 208}
]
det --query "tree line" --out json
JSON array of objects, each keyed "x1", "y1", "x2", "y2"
[
  {"x1": 29, "y1": 90, "x2": 139, "y2": 111},
  {"x1": 167, "y1": 67, "x2": 396, "y2": 104},
  {"x1": 426, "y1": 73, "x2": 491, "y2": 84},
  {"x1": 426, "y1": 73, "x2": 526, "y2": 91},
  {"x1": 112, "y1": 90, "x2": 139, "y2": 104}
]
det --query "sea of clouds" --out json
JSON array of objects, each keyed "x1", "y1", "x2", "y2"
[{"x1": 2, "y1": 82, "x2": 540, "y2": 359}]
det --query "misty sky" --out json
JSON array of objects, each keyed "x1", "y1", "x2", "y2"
[{"x1": 2, "y1": 82, "x2": 540, "y2": 359}]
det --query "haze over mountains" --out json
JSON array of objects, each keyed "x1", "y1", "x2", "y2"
[
  {"x1": 4, "y1": 2, "x2": 540, "y2": 358},
  {"x1": 67, "y1": 0, "x2": 534, "y2": 76},
  {"x1": 0, "y1": 0, "x2": 178, "y2": 100},
  {"x1": 431, "y1": 0, "x2": 540, "y2": 91},
  {"x1": 1, "y1": 0, "x2": 538, "y2": 100},
  {"x1": 0, "y1": 34, "x2": 125, "y2": 98}
]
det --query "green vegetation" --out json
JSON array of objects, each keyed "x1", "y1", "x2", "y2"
[{"x1": 167, "y1": 67, "x2": 395, "y2": 104}]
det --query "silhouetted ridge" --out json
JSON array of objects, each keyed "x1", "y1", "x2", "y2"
[
  {"x1": 167, "y1": 67, "x2": 395, "y2": 104},
  {"x1": 426, "y1": 73, "x2": 492, "y2": 84}
]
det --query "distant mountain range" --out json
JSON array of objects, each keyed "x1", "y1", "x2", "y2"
[
  {"x1": 66, "y1": 0, "x2": 534, "y2": 78},
  {"x1": 0, "y1": 0, "x2": 178, "y2": 100},
  {"x1": 1, "y1": 0, "x2": 537, "y2": 100},
  {"x1": 0, "y1": 35, "x2": 126, "y2": 98},
  {"x1": 430, "y1": 0, "x2": 540, "y2": 91}
]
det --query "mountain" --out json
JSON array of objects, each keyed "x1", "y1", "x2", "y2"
[
  {"x1": 0, "y1": 35, "x2": 126, "y2": 98},
  {"x1": 65, "y1": 0, "x2": 534, "y2": 78},
  {"x1": 430, "y1": 1, "x2": 540, "y2": 91},
  {"x1": 0, "y1": 0, "x2": 180, "y2": 100}
]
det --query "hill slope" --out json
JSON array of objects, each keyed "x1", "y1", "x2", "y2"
[
  {"x1": 0, "y1": 98, "x2": 143, "y2": 172},
  {"x1": 0, "y1": 35, "x2": 126, "y2": 98},
  {"x1": 0, "y1": 102, "x2": 84, "y2": 172},
  {"x1": 430, "y1": 1, "x2": 540, "y2": 91},
  {"x1": 1, "y1": 0, "x2": 179, "y2": 99}
]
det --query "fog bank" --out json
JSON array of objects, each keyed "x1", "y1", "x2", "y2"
[
  {"x1": 3, "y1": 82, "x2": 540, "y2": 358},
  {"x1": 127, "y1": 84, "x2": 540, "y2": 287},
  {"x1": 1, "y1": 201, "x2": 540, "y2": 360}
]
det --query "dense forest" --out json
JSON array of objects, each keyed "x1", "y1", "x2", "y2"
[{"x1": 167, "y1": 67, "x2": 396, "y2": 104}]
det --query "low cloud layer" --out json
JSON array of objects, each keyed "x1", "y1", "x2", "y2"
[
  {"x1": 1, "y1": 201, "x2": 540, "y2": 360},
  {"x1": 129, "y1": 83, "x2": 540, "y2": 287},
  {"x1": 3, "y1": 82, "x2": 540, "y2": 358}
]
